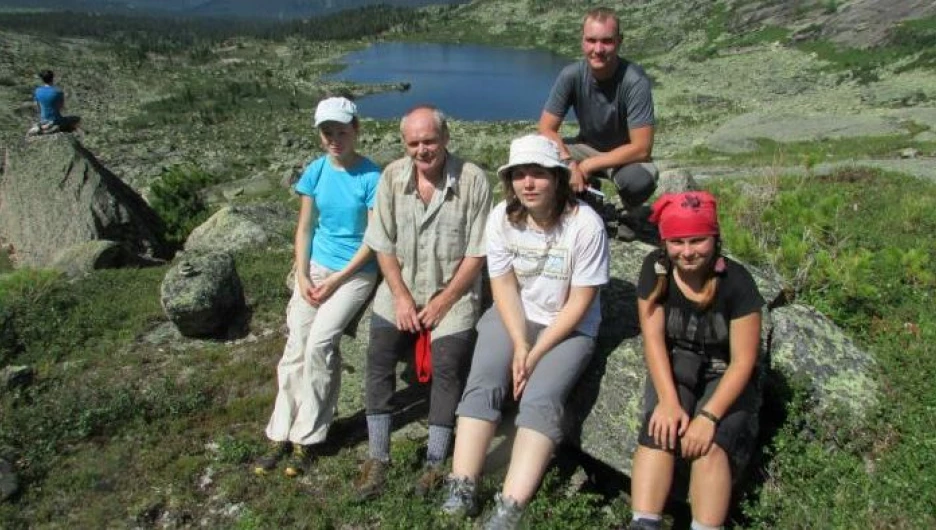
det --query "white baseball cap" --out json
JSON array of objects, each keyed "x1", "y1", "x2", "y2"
[
  {"x1": 314, "y1": 97, "x2": 357, "y2": 126},
  {"x1": 497, "y1": 134, "x2": 570, "y2": 181}
]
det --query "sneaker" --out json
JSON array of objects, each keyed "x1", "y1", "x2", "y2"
[
  {"x1": 414, "y1": 461, "x2": 446, "y2": 497},
  {"x1": 482, "y1": 492, "x2": 525, "y2": 530},
  {"x1": 283, "y1": 444, "x2": 315, "y2": 477},
  {"x1": 253, "y1": 441, "x2": 291, "y2": 475},
  {"x1": 628, "y1": 518, "x2": 663, "y2": 530},
  {"x1": 353, "y1": 458, "x2": 389, "y2": 501},
  {"x1": 440, "y1": 476, "x2": 479, "y2": 518}
]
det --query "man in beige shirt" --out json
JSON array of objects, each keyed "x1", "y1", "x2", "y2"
[{"x1": 355, "y1": 105, "x2": 492, "y2": 500}]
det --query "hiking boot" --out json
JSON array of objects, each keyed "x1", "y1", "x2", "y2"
[
  {"x1": 353, "y1": 458, "x2": 389, "y2": 501},
  {"x1": 482, "y1": 492, "x2": 525, "y2": 530},
  {"x1": 440, "y1": 476, "x2": 480, "y2": 518},
  {"x1": 253, "y1": 441, "x2": 291, "y2": 475},
  {"x1": 414, "y1": 461, "x2": 446, "y2": 497},
  {"x1": 283, "y1": 444, "x2": 315, "y2": 477}
]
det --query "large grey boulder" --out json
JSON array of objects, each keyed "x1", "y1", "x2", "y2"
[
  {"x1": 657, "y1": 168, "x2": 700, "y2": 195},
  {"x1": 563, "y1": 239, "x2": 877, "y2": 479},
  {"x1": 184, "y1": 204, "x2": 294, "y2": 255},
  {"x1": 49, "y1": 240, "x2": 162, "y2": 279},
  {"x1": 769, "y1": 304, "x2": 878, "y2": 417},
  {"x1": 0, "y1": 135, "x2": 168, "y2": 268},
  {"x1": 160, "y1": 252, "x2": 246, "y2": 338}
]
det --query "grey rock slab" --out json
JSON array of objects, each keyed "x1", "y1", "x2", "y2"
[
  {"x1": 160, "y1": 252, "x2": 246, "y2": 338},
  {"x1": 769, "y1": 303, "x2": 878, "y2": 418},
  {"x1": 0, "y1": 135, "x2": 168, "y2": 268},
  {"x1": 657, "y1": 168, "x2": 700, "y2": 195},
  {"x1": 884, "y1": 107, "x2": 936, "y2": 131},
  {"x1": 49, "y1": 240, "x2": 160, "y2": 278},
  {"x1": 184, "y1": 204, "x2": 294, "y2": 255},
  {"x1": 688, "y1": 159, "x2": 936, "y2": 183},
  {"x1": 705, "y1": 113, "x2": 908, "y2": 154}
]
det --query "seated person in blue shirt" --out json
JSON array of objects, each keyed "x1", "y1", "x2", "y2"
[{"x1": 32, "y1": 70, "x2": 80, "y2": 134}]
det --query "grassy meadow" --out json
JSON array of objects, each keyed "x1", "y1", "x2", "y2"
[{"x1": 2, "y1": 1, "x2": 936, "y2": 528}]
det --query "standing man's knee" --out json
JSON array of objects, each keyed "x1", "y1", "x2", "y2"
[{"x1": 612, "y1": 163, "x2": 657, "y2": 206}]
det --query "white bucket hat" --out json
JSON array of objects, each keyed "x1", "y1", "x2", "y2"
[
  {"x1": 496, "y1": 134, "x2": 570, "y2": 181},
  {"x1": 314, "y1": 97, "x2": 357, "y2": 126}
]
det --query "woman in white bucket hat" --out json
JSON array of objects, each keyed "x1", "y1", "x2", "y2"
[
  {"x1": 439, "y1": 134, "x2": 610, "y2": 529},
  {"x1": 256, "y1": 97, "x2": 382, "y2": 477}
]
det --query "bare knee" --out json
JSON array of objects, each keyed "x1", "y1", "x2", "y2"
[{"x1": 691, "y1": 443, "x2": 729, "y2": 474}]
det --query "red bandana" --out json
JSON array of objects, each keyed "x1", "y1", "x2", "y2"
[{"x1": 649, "y1": 191, "x2": 720, "y2": 240}]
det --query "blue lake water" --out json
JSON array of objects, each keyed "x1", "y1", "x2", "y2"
[{"x1": 327, "y1": 42, "x2": 573, "y2": 121}]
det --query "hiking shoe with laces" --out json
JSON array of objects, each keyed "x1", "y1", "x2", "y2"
[
  {"x1": 283, "y1": 444, "x2": 314, "y2": 477},
  {"x1": 439, "y1": 476, "x2": 479, "y2": 518},
  {"x1": 482, "y1": 492, "x2": 525, "y2": 530},
  {"x1": 253, "y1": 441, "x2": 291, "y2": 475},
  {"x1": 414, "y1": 461, "x2": 446, "y2": 497},
  {"x1": 353, "y1": 458, "x2": 389, "y2": 501}
]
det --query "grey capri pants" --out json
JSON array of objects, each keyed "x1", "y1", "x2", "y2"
[{"x1": 455, "y1": 306, "x2": 595, "y2": 445}]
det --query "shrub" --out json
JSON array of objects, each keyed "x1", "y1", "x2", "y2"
[{"x1": 148, "y1": 164, "x2": 219, "y2": 248}]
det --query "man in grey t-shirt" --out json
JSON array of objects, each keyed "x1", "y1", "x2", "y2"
[{"x1": 538, "y1": 7, "x2": 657, "y2": 241}]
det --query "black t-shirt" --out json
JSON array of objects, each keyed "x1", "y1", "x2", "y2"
[{"x1": 637, "y1": 249, "x2": 764, "y2": 373}]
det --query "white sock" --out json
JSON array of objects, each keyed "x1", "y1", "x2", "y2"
[{"x1": 690, "y1": 520, "x2": 722, "y2": 530}]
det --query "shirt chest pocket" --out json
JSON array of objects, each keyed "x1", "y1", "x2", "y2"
[{"x1": 436, "y1": 213, "x2": 467, "y2": 259}]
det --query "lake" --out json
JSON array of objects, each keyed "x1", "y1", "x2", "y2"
[{"x1": 327, "y1": 42, "x2": 573, "y2": 121}]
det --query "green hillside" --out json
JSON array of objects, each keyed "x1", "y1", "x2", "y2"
[{"x1": 1, "y1": 1, "x2": 935, "y2": 527}]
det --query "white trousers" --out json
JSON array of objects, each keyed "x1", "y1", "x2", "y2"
[{"x1": 265, "y1": 260, "x2": 377, "y2": 445}]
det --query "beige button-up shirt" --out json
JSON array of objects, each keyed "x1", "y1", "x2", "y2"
[{"x1": 364, "y1": 152, "x2": 492, "y2": 338}]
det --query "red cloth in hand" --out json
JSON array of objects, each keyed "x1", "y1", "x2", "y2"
[{"x1": 415, "y1": 329, "x2": 432, "y2": 383}]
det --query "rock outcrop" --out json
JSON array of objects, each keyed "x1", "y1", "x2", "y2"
[
  {"x1": 0, "y1": 135, "x2": 169, "y2": 268},
  {"x1": 49, "y1": 240, "x2": 162, "y2": 279},
  {"x1": 184, "y1": 203, "x2": 294, "y2": 255},
  {"x1": 160, "y1": 252, "x2": 246, "y2": 338},
  {"x1": 704, "y1": 113, "x2": 907, "y2": 154}
]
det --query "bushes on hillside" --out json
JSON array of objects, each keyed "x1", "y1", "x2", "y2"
[{"x1": 148, "y1": 165, "x2": 219, "y2": 249}]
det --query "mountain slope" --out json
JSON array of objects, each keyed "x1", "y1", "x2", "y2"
[{"x1": 0, "y1": 0, "x2": 467, "y2": 19}]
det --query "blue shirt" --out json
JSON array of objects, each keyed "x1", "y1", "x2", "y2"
[
  {"x1": 295, "y1": 155, "x2": 381, "y2": 273},
  {"x1": 34, "y1": 85, "x2": 64, "y2": 124}
]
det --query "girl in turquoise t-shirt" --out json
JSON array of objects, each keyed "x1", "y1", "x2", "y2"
[{"x1": 256, "y1": 97, "x2": 381, "y2": 477}]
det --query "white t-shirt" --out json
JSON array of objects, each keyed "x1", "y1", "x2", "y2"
[{"x1": 486, "y1": 200, "x2": 610, "y2": 337}]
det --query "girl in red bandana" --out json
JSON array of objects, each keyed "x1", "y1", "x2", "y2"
[{"x1": 628, "y1": 192, "x2": 765, "y2": 530}]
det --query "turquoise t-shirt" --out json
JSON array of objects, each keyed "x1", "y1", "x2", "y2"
[{"x1": 295, "y1": 155, "x2": 381, "y2": 274}]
